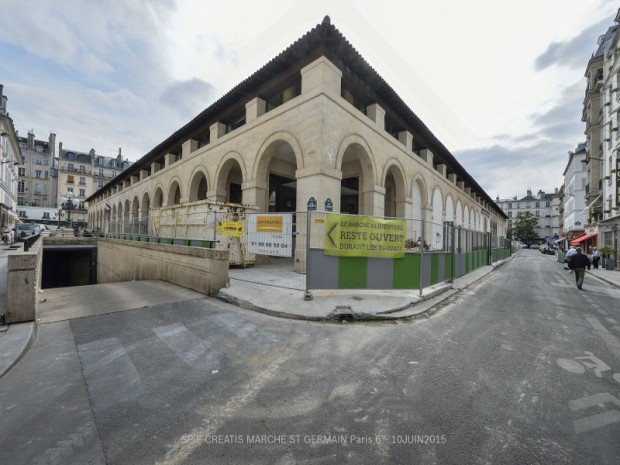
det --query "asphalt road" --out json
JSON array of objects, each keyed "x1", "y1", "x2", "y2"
[{"x1": 1, "y1": 249, "x2": 619, "y2": 464}]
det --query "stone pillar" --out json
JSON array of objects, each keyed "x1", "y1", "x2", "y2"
[
  {"x1": 151, "y1": 162, "x2": 161, "y2": 173},
  {"x1": 301, "y1": 56, "x2": 342, "y2": 96},
  {"x1": 294, "y1": 171, "x2": 342, "y2": 273},
  {"x1": 363, "y1": 185, "x2": 386, "y2": 217},
  {"x1": 241, "y1": 181, "x2": 267, "y2": 210},
  {"x1": 420, "y1": 149, "x2": 433, "y2": 166},
  {"x1": 246, "y1": 97, "x2": 266, "y2": 123},
  {"x1": 210, "y1": 122, "x2": 226, "y2": 141},
  {"x1": 164, "y1": 153, "x2": 175, "y2": 168},
  {"x1": 398, "y1": 131, "x2": 413, "y2": 150},
  {"x1": 436, "y1": 164, "x2": 447, "y2": 177},
  {"x1": 182, "y1": 139, "x2": 198, "y2": 158},
  {"x1": 140, "y1": 169, "x2": 149, "y2": 180},
  {"x1": 366, "y1": 103, "x2": 385, "y2": 128}
]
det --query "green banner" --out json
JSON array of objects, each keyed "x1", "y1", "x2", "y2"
[{"x1": 324, "y1": 214, "x2": 406, "y2": 258}]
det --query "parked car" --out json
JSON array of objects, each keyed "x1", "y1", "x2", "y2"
[
  {"x1": 15, "y1": 223, "x2": 42, "y2": 241},
  {"x1": 37, "y1": 224, "x2": 51, "y2": 236}
]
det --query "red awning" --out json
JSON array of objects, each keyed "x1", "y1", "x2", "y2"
[
  {"x1": 554, "y1": 236, "x2": 565, "y2": 243},
  {"x1": 569, "y1": 232, "x2": 597, "y2": 245}
]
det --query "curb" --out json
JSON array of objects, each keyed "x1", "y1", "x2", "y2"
[
  {"x1": 0, "y1": 322, "x2": 36, "y2": 379},
  {"x1": 586, "y1": 271, "x2": 620, "y2": 289},
  {"x1": 219, "y1": 253, "x2": 519, "y2": 323}
]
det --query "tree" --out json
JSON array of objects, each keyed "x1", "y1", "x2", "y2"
[{"x1": 511, "y1": 211, "x2": 539, "y2": 244}]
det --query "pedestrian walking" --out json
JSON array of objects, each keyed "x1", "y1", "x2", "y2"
[
  {"x1": 565, "y1": 245, "x2": 577, "y2": 272},
  {"x1": 592, "y1": 247, "x2": 601, "y2": 269},
  {"x1": 568, "y1": 247, "x2": 591, "y2": 290}
]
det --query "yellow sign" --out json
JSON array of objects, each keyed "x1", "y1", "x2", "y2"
[
  {"x1": 217, "y1": 221, "x2": 244, "y2": 237},
  {"x1": 256, "y1": 215, "x2": 283, "y2": 233},
  {"x1": 324, "y1": 214, "x2": 406, "y2": 258}
]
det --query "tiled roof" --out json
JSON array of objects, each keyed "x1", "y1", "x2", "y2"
[{"x1": 88, "y1": 16, "x2": 505, "y2": 218}]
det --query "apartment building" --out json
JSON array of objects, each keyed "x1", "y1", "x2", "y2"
[
  {"x1": 0, "y1": 84, "x2": 23, "y2": 230},
  {"x1": 598, "y1": 9, "x2": 620, "y2": 267},
  {"x1": 56, "y1": 145, "x2": 131, "y2": 227},
  {"x1": 15, "y1": 131, "x2": 58, "y2": 225},
  {"x1": 496, "y1": 189, "x2": 561, "y2": 242}
]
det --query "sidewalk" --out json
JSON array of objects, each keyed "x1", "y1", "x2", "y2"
[
  {"x1": 219, "y1": 258, "x2": 510, "y2": 321},
  {"x1": 0, "y1": 242, "x2": 36, "y2": 379},
  {"x1": 586, "y1": 266, "x2": 620, "y2": 288}
]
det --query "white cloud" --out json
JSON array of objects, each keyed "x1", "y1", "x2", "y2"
[{"x1": 0, "y1": 0, "x2": 618, "y2": 201}]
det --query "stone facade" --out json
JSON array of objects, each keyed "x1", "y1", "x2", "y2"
[{"x1": 87, "y1": 17, "x2": 507, "y2": 270}]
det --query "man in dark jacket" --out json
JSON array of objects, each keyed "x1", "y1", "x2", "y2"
[{"x1": 568, "y1": 247, "x2": 591, "y2": 289}]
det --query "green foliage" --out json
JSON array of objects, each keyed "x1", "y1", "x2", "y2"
[
  {"x1": 597, "y1": 246, "x2": 614, "y2": 258},
  {"x1": 511, "y1": 211, "x2": 539, "y2": 244}
]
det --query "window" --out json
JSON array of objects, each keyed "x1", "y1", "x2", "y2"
[
  {"x1": 18, "y1": 167, "x2": 25, "y2": 177},
  {"x1": 67, "y1": 187, "x2": 74, "y2": 194},
  {"x1": 546, "y1": 201, "x2": 550, "y2": 207},
  {"x1": 45, "y1": 171, "x2": 48, "y2": 179},
  {"x1": 112, "y1": 170, "x2": 117, "y2": 178},
  {"x1": 35, "y1": 170, "x2": 42, "y2": 178},
  {"x1": 68, "y1": 163, "x2": 74, "y2": 171},
  {"x1": 507, "y1": 203, "x2": 512, "y2": 209},
  {"x1": 535, "y1": 202, "x2": 539, "y2": 208},
  {"x1": 18, "y1": 181, "x2": 25, "y2": 193},
  {"x1": 42, "y1": 212, "x2": 50, "y2": 219},
  {"x1": 79, "y1": 165, "x2": 85, "y2": 173},
  {"x1": 98, "y1": 168, "x2": 104, "y2": 177},
  {"x1": 34, "y1": 158, "x2": 43, "y2": 165},
  {"x1": 535, "y1": 211, "x2": 540, "y2": 217},
  {"x1": 67, "y1": 175, "x2": 74, "y2": 184},
  {"x1": 79, "y1": 189, "x2": 85, "y2": 197},
  {"x1": 79, "y1": 177, "x2": 86, "y2": 185},
  {"x1": 35, "y1": 145, "x2": 43, "y2": 153},
  {"x1": 98, "y1": 179, "x2": 104, "y2": 188},
  {"x1": 34, "y1": 183, "x2": 44, "y2": 195}
]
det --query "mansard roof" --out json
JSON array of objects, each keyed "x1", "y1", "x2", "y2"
[{"x1": 91, "y1": 16, "x2": 504, "y2": 217}]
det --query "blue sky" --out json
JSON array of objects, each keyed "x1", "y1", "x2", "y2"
[{"x1": 0, "y1": 0, "x2": 617, "y2": 199}]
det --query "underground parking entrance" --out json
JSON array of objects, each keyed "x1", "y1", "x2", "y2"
[{"x1": 41, "y1": 244, "x2": 97, "y2": 289}]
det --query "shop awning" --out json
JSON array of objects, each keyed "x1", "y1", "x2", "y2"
[
  {"x1": 554, "y1": 236, "x2": 565, "y2": 243},
  {"x1": 570, "y1": 232, "x2": 597, "y2": 245}
]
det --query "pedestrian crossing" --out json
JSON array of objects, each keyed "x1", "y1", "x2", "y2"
[{"x1": 75, "y1": 311, "x2": 282, "y2": 409}]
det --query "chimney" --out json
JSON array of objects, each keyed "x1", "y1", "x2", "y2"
[
  {"x1": 555, "y1": 187, "x2": 558, "y2": 194},
  {"x1": 538, "y1": 190, "x2": 544, "y2": 199},
  {"x1": 526, "y1": 189, "x2": 532, "y2": 197},
  {"x1": 0, "y1": 84, "x2": 6, "y2": 115},
  {"x1": 49, "y1": 133, "x2": 56, "y2": 157},
  {"x1": 27, "y1": 130, "x2": 35, "y2": 150}
]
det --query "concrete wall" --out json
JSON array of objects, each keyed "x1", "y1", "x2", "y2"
[
  {"x1": 96, "y1": 238, "x2": 229, "y2": 296},
  {"x1": 6, "y1": 240, "x2": 43, "y2": 324}
]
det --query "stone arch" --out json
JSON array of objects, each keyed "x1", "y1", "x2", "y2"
[
  {"x1": 167, "y1": 179, "x2": 182, "y2": 206},
  {"x1": 336, "y1": 135, "x2": 377, "y2": 215},
  {"x1": 431, "y1": 187, "x2": 444, "y2": 249},
  {"x1": 214, "y1": 155, "x2": 245, "y2": 204},
  {"x1": 253, "y1": 139, "x2": 299, "y2": 211},
  {"x1": 381, "y1": 159, "x2": 407, "y2": 218},
  {"x1": 464, "y1": 205, "x2": 470, "y2": 229},
  {"x1": 188, "y1": 166, "x2": 209, "y2": 202},
  {"x1": 445, "y1": 194, "x2": 454, "y2": 224},
  {"x1": 153, "y1": 185, "x2": 164, "y2": 208},
  {"x1": 456, "y1": 200, "x2": 463, "y2": 226},
  {"x1": 411, "y1": 175, "x2": 428, "y2": 222},
  {"x1": 252, "y1": 131, "x2": 304, "y2": 180}
]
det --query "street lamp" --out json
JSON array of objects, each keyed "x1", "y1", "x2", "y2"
[{"x1": 61, "y1": 192, "x2": 79, "y2": 228}]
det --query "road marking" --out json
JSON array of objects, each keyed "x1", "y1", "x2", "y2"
[
  {"x1": 568, "y1": 393, "x2": 620, "y2": 434},
  {"x1": 156, "y1": 345, "x2": 299, "y2": 465},
  {"x1": 153, "y1": 324, "x2": 222, "y2": 372},
  {"x1": 77, "y1": 337, "x2": 143, "y2": 408},
  {"x1": 586, "y1": 317, "x2": 620, "y2": 362}
]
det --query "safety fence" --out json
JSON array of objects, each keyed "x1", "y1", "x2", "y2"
[
  {"x1": 306, "y1": 212, "x2": 513, "y2": 293},
  {"x1": 99, "y1": 207, "x2": 514, "y2": 293}
]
